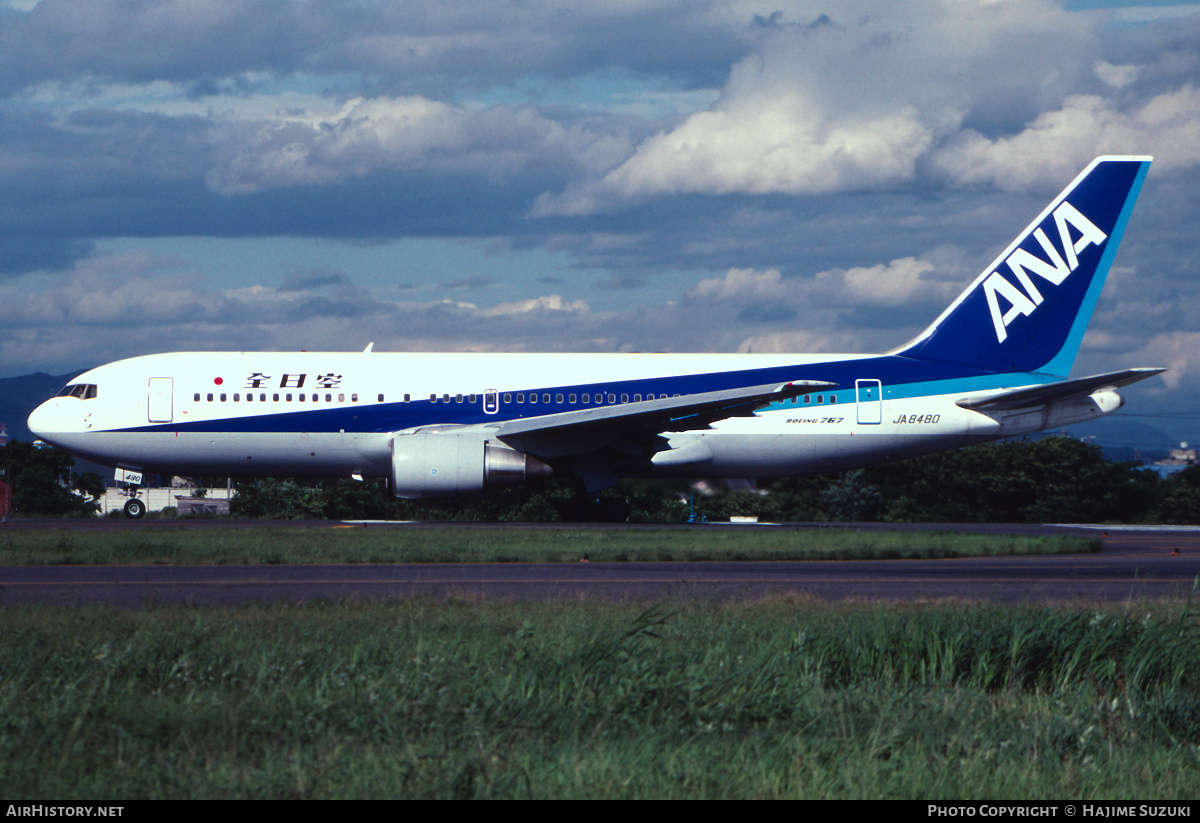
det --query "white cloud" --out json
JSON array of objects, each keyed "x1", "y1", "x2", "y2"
[
  {"x1": 1120, "y1": 330, "x2": 1200, "y2": 390},
  {"x1": 823, "y1": 257, "x2": 943, "y2": 306},
  {"x1": 688, "y1": 267, "x2": 787, "y2": 303},
  {"x1": 595, "y1": 97, "x2": 932, "y2": 199},
  {"x1": 688, "y1": 257, "x2": 949, "y2": 309},
  {"x1": 481, "y1": 294, "x2": 590, "y2": 316},
  {"x1": 1095, "y1": 60, "x2": 1140, "y2": 89},
  {"x1": 533, "y1": 0, "x2": 1098, "y2": 214},
  {"x1": 206, "y1": 95, "x2": 630, "y2": 195},
  {"x1": 933, "y1": 87, "x2": 1200, "y2": 190}
]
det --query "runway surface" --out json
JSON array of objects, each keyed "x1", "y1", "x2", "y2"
[{"x1": 2, "y1": 522, "x2": 1198, "y2": 606}]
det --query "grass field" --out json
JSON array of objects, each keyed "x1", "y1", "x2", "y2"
[
  {"x1": 0, "y1": 525, "x2": 1099, "y2": 565},
  {"x1": 2, "y1": 598, "x2": 1199, "y2": 799}
]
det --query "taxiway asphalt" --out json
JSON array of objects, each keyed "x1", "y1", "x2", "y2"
[{"x1": 1, "y1": 521, "x2": 1197, "y2": 606}]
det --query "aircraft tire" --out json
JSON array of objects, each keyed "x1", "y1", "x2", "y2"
[{"x1": 124, "y1": 498, "x2": 146, "y2": 519}]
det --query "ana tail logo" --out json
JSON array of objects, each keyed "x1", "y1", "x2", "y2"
[
  {"x1": 900, "y1": 156, "x2": 1151, "y2": 377},
  {"x1": 983, "y1": 201, "x2": 1107, "y2": 343}
]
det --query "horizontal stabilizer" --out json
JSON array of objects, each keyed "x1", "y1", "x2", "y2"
[
  {"x1": 493, "y1": 380, "x2": 836, "y2": 459},
  {"x1": 956, "y1": 368, "x2": 1164, "y2": 412}
]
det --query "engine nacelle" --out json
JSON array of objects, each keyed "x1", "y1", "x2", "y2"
[
  {"x1": 390, "y1": 429, "x2": 552, "y2": 499},
  {"x1": 994, "y1": 390, "x2": 1124, "y2": 437}
]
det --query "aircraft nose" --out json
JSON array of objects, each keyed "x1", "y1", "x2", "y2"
[{"x1": 28, "y1": 398, "x2": 71, "y2": 441}]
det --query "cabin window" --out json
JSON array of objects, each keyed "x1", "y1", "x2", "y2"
[
  {"x1": 633, "y1": 393, "x2": 642, "y2": 402},
  {"x1": 582, "y1": 393, "x2": 590, "y2": 403},
  {"x1": 830, "y1": 395, "x2": 837, "y2": 404},
  {"x1": 233, "y1": 393, "x2": 240, "y2": 401},
  {"x1": 194, "y1": 393, "x2": 200, "y2": 402},
  {"x1": 351, "y1": 394, "x2": 358, "y2": 402},
  {"x1": 455, "y1": 394, "x2": 463, "y2": 403},
  {"x1": 516, "y1": 393, "x2": 524, "y2": 403},
  {"x1": 380, "y1": 394, "x2": 386, "y2": 402},
  {"x1": 608, "y1": 393, "x2": 616, "y2": 403},
  {"x1": 207, "y1": 393, "x2": 214, "y2": 402},
  {"x1": 247, "y1": 394, "x2": 253, "y2": 402},
  {"x1": 468, "y1": 394, "x2": 476, "y2": 403},
  {"x1": 542, "y1": 393, "x2": 551, "y2": 403},
  {"x1": 816, "y1": 395, "x2": 824, "y2": 404},
  {"x1": 503, "y1": 393, "x2": 512, "y2": 403},
  {"x1": 568, "y1": 393, "x2": 576, "y2": 403},
  {"x1": 621, "y1": 393, "x2": 629, "y2": 403},
  {"x1": 273, "y1": 393, "x2": 279, "y2": 401},
  {"x1": 804, "y1": 395, "x2": 811, "y2": 405}
]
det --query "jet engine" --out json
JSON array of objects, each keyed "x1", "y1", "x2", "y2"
[
  {"x1": 390, "y1": 428, "x2": 552, "y2": 499},
  {"x1": 992, "y1": 390, "x2": 1124, "y2": 438}
]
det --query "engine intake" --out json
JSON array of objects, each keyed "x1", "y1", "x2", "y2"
[{"x1": 391, "y1": 429, "x2": 552, "y2": 499}]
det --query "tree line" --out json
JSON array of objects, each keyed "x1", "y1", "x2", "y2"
[
  {"x1": 0, "y1": 440, "x2": 104, "y2": 517},
  {"x1": 4, "y1": 435, "x2": 1200, "y2": 524}
]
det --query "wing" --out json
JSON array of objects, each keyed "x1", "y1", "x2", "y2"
[
  {"x1": 488, "y1": 380, "x2": 837, "y2": 460},
  {"x1": 955, "y1": 368, "x2": 1164, "y2": 412}
]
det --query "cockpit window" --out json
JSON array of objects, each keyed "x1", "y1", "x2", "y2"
[{"x1": 56, "y1": 383, "x2": 98, "y2": 399}]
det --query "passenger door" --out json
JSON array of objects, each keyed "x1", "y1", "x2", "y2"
[
  {"x1": 148, "y1": 377, "x2": 173, "y2": 423},
  {"x1": 856, "y1": 379, "x2": 882, "y2": 425}
]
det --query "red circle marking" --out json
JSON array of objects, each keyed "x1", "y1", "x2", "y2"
[{"x1": 214, "y1": 377, "x2": 224, "y2": 385}]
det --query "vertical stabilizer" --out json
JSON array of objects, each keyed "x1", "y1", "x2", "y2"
[{"x1": 899, "y1": 156, "x2": 1151, "y2": 377}]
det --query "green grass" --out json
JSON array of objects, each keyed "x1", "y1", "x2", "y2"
[
  {"x1": 1, "y1": 599, "x2": 1198, "y2": 798},
  {"x1": 0, "y1": 525, "x2": 1098, "y2": 565}
]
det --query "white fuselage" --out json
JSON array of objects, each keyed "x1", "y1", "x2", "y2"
[{"x1": 27, "y1": 350, "x2": 1121, "y2": 484}]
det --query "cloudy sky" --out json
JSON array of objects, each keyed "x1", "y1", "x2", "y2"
[{"x1": 2, "y1": 0, "x2": 1199, "y2": 440}]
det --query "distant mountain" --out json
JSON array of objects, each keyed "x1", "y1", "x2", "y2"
[{"x1": 1056, "y1": 415, "x2": 1186, "y2": 463}]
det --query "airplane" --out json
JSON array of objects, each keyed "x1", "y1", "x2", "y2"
[{"x1": 29, "y1": 155, "x2": 1162, "y2": 519}]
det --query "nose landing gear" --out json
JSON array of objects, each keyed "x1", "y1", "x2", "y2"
[{"x1": 123, "y1": 497, "x2": 146, "y2": 519}]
